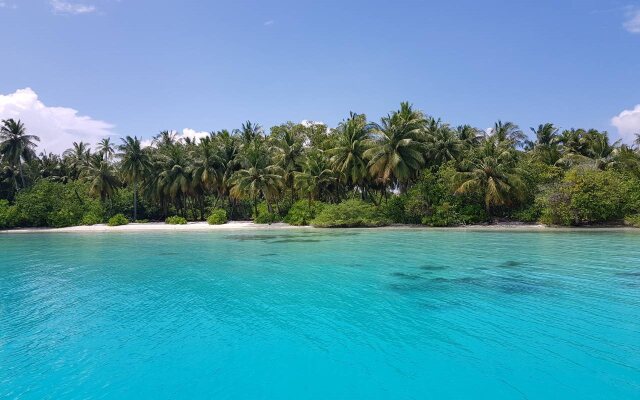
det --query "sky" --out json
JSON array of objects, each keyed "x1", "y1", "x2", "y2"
[{"x1": 1, "y1": 0, "x2": 639, "y2": 153}]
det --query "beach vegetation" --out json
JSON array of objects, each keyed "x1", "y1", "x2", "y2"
[{"x1": 2, "y1": 108, "x2": 640, "y2": 229}]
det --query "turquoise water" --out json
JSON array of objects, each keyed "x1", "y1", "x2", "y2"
[{"x1": 1, "y1": 229, "x2": 639, "y2": 399}]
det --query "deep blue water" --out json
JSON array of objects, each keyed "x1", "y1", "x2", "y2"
[{"x1": 1, "y1": 229, "x2": 639, "y2": 399}]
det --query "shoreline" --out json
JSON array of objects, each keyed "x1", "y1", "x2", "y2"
[{"x1": 1, "y1": 221, "x2": 638, "y2": 234}]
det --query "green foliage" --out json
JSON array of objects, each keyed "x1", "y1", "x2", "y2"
[
  {"x1": 107, "y1": 213, "x2": 129, "y2": 226},
  {"x1": 135, "y1": 219, "x2": 150, "y2": 223},
  {"x1": 537, "y1": 168, "x2": 631, "y2": 225},
  {"x1": 165, "y1": 215, "x2": 188, "y2": 224},
  {"x1": 253, "y1": 202, "x2": 283, "y2": 224},
  {"x1": 284, "y1": 200, "x2": 325, "y2": 225},
  {"x1": 81, "y1": 212, "x2": 103, "y2": 226},
  {"x1": 624, "y1": 214, "x2": 640, "y2": 227},
  {"x1": 207, "y1": 209, "x2": 228, "y2": 225},
  {"x1": 11, "y1": 180, "x2": 103, "y2": 228},
  {"x1": 311, "y1": 199, "x2": 390, "y2": 227},
  {"x1": 0, "y1": 200, "x2": 18, "y2": 229}
]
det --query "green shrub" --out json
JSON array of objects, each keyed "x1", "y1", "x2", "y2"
[
  {"x1": 207, "y1": 209, "x2": 228, "y2": 225},
  {"x1": 421, "y1": 202, "x2": 460, "y2": 227},
  {"x1": 107, "y1": 213, "x2": 129, "y2": 226},
  {"x1": 253, "y1": 202, "x2": 282, "y2": 224},
  {"x1": 380, "y1": 195, "x2": 407, "y2": 223},
  {"x1": 624, "y1": 214, "x2": 640, "y2": 228},
  {"x1": 165, "y1": 215, "x2": 188, "y2": 225},
  {"x1": 537, "y1": 168, "x2": 628, "y2": 226},
  {"x1": 311, "y1": 199, "x2": 390, "y2": 228},
  {"x1": 284, "y1": 200, "x2": 325, "y2": 226},
  {"x1": 135, "y1": 219, "x2": 150, "y2": 223},
  {"x1": 81, "y1": 212, "x2": 103, "y2": 226},
  {"x1": 0, "y1": 200, "x2": 18, "y2": 229}
]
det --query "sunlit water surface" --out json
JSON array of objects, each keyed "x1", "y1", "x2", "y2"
[{"x1": 1, "y1": 229, "x2": 639, "y2": 399}]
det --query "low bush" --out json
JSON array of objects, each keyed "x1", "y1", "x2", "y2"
[
  {"x1": 207, "y1": 209, "x2": 228, "y2": 225},
  {"x1": 165, "y1": 215, "x2": 188, "y2": 225},
  {"x1": 284, "y1": 200, "x2": 325, "y2": 226},
  {"x1": 135, "y1": 219, "x2": 150, "y2": 223},
  {"x1": 311, "y1": 199, "x2": 390, "y2": 228},
  {"x1": 81, "y1": 212, "x2": 103, "y2": 226},
  {"x1": 0, "y1": 200, "x2": 18, "y2": 229},
  {"x1": 253, "y1": 202, "x2": 282, "y2": 224},
  {"x1": 624, "y1": 214, "x2": 640, "y2": 227},
  {"x1": 107, "y1": 213, "x2": 129, "y2": 226}
]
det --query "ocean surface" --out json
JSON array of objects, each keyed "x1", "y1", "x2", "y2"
[{"x1": 1, "y1": 229, "x2": 639, "y2": 399}]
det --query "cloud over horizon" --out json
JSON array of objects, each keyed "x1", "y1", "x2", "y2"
[
  {"x1": 611, "y1": 104, "x2": 640, "y2": 143},
  {"x1": 0, "y1": 88, "x2": 116, "y2": 154}
]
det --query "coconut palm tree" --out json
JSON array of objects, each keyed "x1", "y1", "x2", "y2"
[
  {"x1": 273, "y1": 126, "x2": 304, "y2": 200},
  {"x1": 153, "y1": 130, "x2": 177, "y2": 148},
  {"x1": 364, "y1": 102, "x2": 426, "y2": 192},
  {"x1": 426, "y1": 125, "x2": 461, "y2": 166},
  {"x1": 328, "y1": 112, "x2": 371, "y2": 195},
  {"x1": 490, "y1": 121, "x2": 526, "y2": 147},
  {"x1": 118, "y1": 136, "x2": 151, "y2": 221},
  {"x1": 529, "y1": 123, "x2": 561, "y2": 165},
  {"x1": 82, "y1": 154, "x2": 120, "y2": 201},
  {"x1": 455, "y1": 154, "x2": 525, "y2": 217},
  {"x1": 0, "y1": 119, "x2": 40, "y2": 189},
  {"x1": 96, "y1": 137, "x2": 116, "y2": 161},
  {"x1": 63, "y1": 141, "x2": 91, "y2": 180},
  {"x1": 294, "y1": 150, "x2": 336, "y2": 206},
  {"x1": 231, "y1": 140, "x2": 283, "y2": 215},
  {"x1": 588, "y1": 131, "x2": 620, "y2": 170}
]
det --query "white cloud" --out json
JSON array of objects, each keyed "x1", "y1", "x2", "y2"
[
  {"x1": 611, "y1": 104, "x2": 640, "y2": 142},
  {"x1": 301, "y1": 119, "x2": 324, "y2": 127},
  {"x1": 623, "y1": 7, "x2": 640, "y2": 33},
  {"x1": 140, "y1": 129, "x2": 210, "y2": 148},
  {"x1": 0, "y1": 88, "x2": 115, "y2": 154},
  {"x1": 263, "y1": 20, "x2": 274, "y2": 26},
  {"x1": 50, "y1": 0, "x2": 96, "y2": 15}
]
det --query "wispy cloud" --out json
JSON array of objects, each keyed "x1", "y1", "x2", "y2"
[
  {"x1": 263, "y1": 20, "x2": 274, "y2": 26},
  {"x1": 50, "y1": 0, "x2": 96, "y2": 15},
  {"x1": 0, "y1": 1, "x2": 17, "y2": 9},
  {"x1": 623, "y1": 7, "x2": 640, "y2": 33}
]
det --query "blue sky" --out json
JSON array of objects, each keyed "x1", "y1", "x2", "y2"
[{"x1": 1, "y1": 0, "x2": 639, "y2": 152}]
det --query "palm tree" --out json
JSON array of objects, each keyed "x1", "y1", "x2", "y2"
[
  {"x1": 118, "y1": 136, "x2": 151, "y2": 221},
  {"x1": 236, "y1": 121, "x2": 264, "y2": 144},
  {"x1": 588, "y1": 131, "x2": 620, "y2": 170},
  {"x1": 96, "y1": 137, "x2": 116, "y2": 161},
  {"x1": 294, "y1": 150, "x2": 336, "y2": 206},
  {"x1": 456, "y1": 125, "x2": 483, "y2": 149},
  {"x1": 82, "y1": 154, "x2": 120, "y2": 201},
  {"x1": 0, "y1": 119, "x2": 40, "y2": 189},
  {"x1": 490, "y1": 121, "x2": 526, "y2": 147},
  {"x1": 153, "y1": 130, "x2": 177, "y2": 148},
  {"x1": 63, "y1": 141, "x2": 91, "y2": 180},
  {"x1": 273, "y1": 126, "x2": 304, "y2": 200},
  {"x1": 231, "y1": 140, "x2": 283, "y2": 215},
  {"x1": 328, "y1": 112, "x2": 371, "y2": 195},
  {"x1": 455, "y1": 154, "x2": 524, "y2": 217},
  {"x1": 426, "y1": 125, "x2": 461, "y2": 166},
  {"x1": 529, "y1": 123, "x2": 561, "y2": 165},
  {"x1": 364, "y1": 102, "x2": 426, "y2": 192}
]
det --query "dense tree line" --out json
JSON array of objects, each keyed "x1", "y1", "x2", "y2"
[{"x1": 2, "y1": 102, "x2": 640, "y2": 228}]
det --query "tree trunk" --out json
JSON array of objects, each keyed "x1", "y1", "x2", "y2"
[
  {"x1": 18, "y1": 161, "x2": 26, "y2": 189},
  {"x1": 133, "y1": 177, "x2": 138, "y2": 221}
]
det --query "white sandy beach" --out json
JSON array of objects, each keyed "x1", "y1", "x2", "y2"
[
  {"x1": 3, "y1": 221, "x2": 637, "y2": 234},
  {"x1": 0, "y1": 221, "x2": 308, "y2": 234}
]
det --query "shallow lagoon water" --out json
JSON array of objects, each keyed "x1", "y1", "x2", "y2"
[{"x1": 1, "y1": 229, "x2": 639, "y2": 399}]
